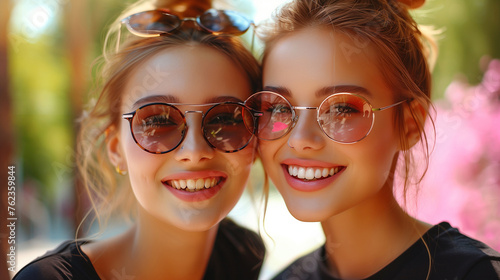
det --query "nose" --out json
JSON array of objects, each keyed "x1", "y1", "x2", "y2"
[
  {"x1": 174, "y1": 111, "x2": 215, "y2": 163},
  {"x1": 287, "y1": 109, "x2": 326, "y2": 151}
]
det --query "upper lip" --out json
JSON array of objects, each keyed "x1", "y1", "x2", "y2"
[
  {"x1": 161, "y1": 170, "x2": 227, "y2": 182},
  {"x1": 282, "y1": 158, "x2": 342, "y2": 168}
]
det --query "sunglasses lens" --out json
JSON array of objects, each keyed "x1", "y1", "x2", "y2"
[
  {"x1": 203, "y1": 103, "x2": 255, "y2": 152},
  {"x1": 245, "y1": 92, "x2": 293, "y2": 140},
  {"x1": 318, "y1": 94, "x2": 373, "y2": 143},
  {"x1": 126, "y1": 10, "x2": 180, "y2": 36},
  {"x1": 199, "y1": 9, "x2": 251, "y2": 34},
  {"x1": 131, "y1": 104, "x2": 185, "y2": 153}
]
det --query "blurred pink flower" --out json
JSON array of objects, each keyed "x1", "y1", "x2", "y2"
[{"x1": 402, "y1": 58, "x2": 500, "y2": 250}]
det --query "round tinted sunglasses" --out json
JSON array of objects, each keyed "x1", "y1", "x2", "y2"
[
  {"x1": 244, "y1": 91, "x2": 409, "y2": 144},
  {"x1": 122, "y1": 102, "x2": 259, "y2": 154},
  {"x1": 121, "y1": 9, "x2": 254, "y2": 37}
]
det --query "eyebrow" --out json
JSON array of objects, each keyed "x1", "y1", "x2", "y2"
[
  {"x1": 130, "y1": 95, "x2": 244, "y2": 110},
  {"x1": 207, "y1": 96, "x2": 244, "y2": 103},
  {"x1": 263, "y1": 85, "x2": 372, "y2": 98},
  {"x1": 131, "y1": 95, "x2": 179, "y2": 109},
  {"x1": 317, "y1": 85, "x2": 372, "y2": 98},
  {"x1": 263, "y1": 86, "x2": 291, "y2": 96}
]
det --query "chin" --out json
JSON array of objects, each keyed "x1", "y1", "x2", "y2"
[
  {"x1": 172, "y1": 214, "x2": 225, "y2": 232},
  {"x1": 284, "y1": 195, "x2": 353, "y2": 223},
  {"x1": 285, "y1": 201, "x2": 332, "y2": 223}
]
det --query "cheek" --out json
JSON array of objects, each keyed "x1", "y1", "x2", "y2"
[
  {"x1": 258, "y1": 139, "x2": 285, "y2": 182},
  {"x1": 348, "y1": 119, "x2": 400, "y2": 184},
  {"x1": 225, "y1": 141, "x2": 257, "y2": 182},
  {"x1": 121, "y1": 131, "x2": 164, "y2": 203}
]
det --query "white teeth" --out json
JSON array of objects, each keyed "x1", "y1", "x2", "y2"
[
  {"x1": 297, "y1": 167, "x2": 306, "y2": 179},
  {"x1": 187, "y1": 179, "x2": 196, "y2": 190},
  {"x1": 314, "y1": 169, "x2": 322, "y2": 179},
  {"x1": 172, "y1": 180, "x2": 179, "y2": 189},
  {"x1": 167, "y1": 177, "x2": 220, "y2": 192},
  {"x1": 287, "y1": 165, "x2": 342, "y2": 181},
  {"x1": 322, "y1": 168, "x2": 329, "y2": 177},
  {"x1": 204, "y1": 178, "x2": 212, "y2": 188},
  {"x1": 305, "y1": 168, "x2": 315, "y2": 180},
  {"x1": 195, "y1": 178, "x2": 204, "y2": 190},
  {"x1": 179, "y1": 180, "x2": 187, "y2": 189}
]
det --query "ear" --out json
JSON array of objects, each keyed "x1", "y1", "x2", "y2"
[
  {"x1": 400, "y1": 100, "x2": 426, "y2": 150},
  {"x1": 106, "y1": 125, "x2": 127, "y2": 173}
]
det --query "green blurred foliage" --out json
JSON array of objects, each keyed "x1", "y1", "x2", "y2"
[
  {"x1": 10, "y1": 36, "x2": 72, "y2": 201},
  {"x1": 9, "y1": 0, "x2": 131, "y2": 217},
  {"x1": 414, "y1": 0, "x2": 500, "y2": 98}
]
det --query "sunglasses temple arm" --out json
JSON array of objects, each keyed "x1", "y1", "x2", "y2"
[
  {"x1": 115, "y1": 23, "x2": 122, "y2": 52},
  {"x1": 250, "y1": 23, "x2": 256, "y2": 54},
  {"x1": 373, "y1": 99, "x2": 409, "y2": 112}
]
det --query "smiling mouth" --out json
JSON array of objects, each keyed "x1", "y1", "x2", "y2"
[
  {"x1": 163, "y1": 177, "x2": 224, "y2": 192},
  {"x1": 286, "y1": 165, "x2": 344, "y2": 181}
]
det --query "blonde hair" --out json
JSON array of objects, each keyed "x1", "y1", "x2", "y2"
[
  {"x1": 77, "y1": 3, "x2": 260, "y2": 236},
  {"x1": 260, "y1": 0, "x2": 437, "y2": 202}
]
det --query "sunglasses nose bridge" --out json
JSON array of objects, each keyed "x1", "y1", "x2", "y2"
[
  {"x1": 183, "y1": 110, "x2": 204, "y2": 126},
  {"x1": 181, "y1": 17, "x2": 197, "y2": 24},
  {"x1": 174, "y1": 111, "x2": 216, "y2": 162},
  {"x1": 291, "y1": 106, "x2": 322, "y2": 131},
  {"x1": 184, "y1": 110, "x2": 204, "y2": 114},
  {"x1": 178, "y1": 110, "x2": 215, "y2": 148},
  {"x1": 179, "y1": 17, "x2": 198, "y2": 29},
  {"x1": 286, "y1": 106, "x2": 328, "y2": 150},
  {"x1": 293, "y1": 106, "x2": 318, "y2": 119},
  {"x1": 178, "y1": 110, "x2": 204, "y2": 139}
]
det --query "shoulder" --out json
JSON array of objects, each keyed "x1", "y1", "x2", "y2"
[
  {"x1": 13, "y1": 240, "x2": 100, "y2": 280},
  {"x1": 463, "y1": 257, "x2": 500, "y2": 280},
  {"x1": 425, "y1": 222, "x2": 500, "y2": 279},
  {"x1": 272, "y1": 246, "x2": 331, "y2": 280},
  {"x1": 205, "y1": 218, "x2": 265, "y2": 280}
]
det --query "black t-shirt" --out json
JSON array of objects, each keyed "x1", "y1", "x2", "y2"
[
  {"x1": 14, "y1": 218, "x2": 265, "y2": 280},
  {"x1": 273, "y1": 222, "x2": 500, "y2": 280}
]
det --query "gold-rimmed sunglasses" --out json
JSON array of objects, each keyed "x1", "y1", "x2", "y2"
[{"x1": 245, "y1": 91, "x2": 410, "y2": 144}]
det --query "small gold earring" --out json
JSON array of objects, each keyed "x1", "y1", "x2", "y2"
[{"x1": 115, "y1": 166, "x2": 128, "y2": 175}]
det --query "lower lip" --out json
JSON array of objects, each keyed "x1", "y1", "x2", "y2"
[
  {"x1": 282, "y1": 165, "x2": 344, "y2": 192},
  {"x1": 164, "y1": 180, "x2": 224, "y2": 202}
]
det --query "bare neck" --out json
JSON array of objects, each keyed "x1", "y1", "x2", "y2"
[
  {"x1": 83, "y1": 209, "x2": 219, "y2": 280},
  {"x1": 320, "y1": 183, "x2": 430, "y2": 279}
]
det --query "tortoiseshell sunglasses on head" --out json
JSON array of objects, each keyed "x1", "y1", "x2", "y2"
[{"x1": 121, "y1": 9, "x2": 254, "y2": 37}]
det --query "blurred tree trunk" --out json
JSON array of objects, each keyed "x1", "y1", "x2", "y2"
[
  {"x1": 0, "y1": 0, "x2": 14, "y2": 278},
  {"x1": 65, "y1": 0, "x2": 90, "y2": 238}
]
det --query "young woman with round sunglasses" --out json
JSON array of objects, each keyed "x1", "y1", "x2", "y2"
[
  {"x1": 14, "y1": 1, "x2": 264, "y2": 279},
  {"x1": 245, "y1": 0, "x2": 500, "y2": 279}
]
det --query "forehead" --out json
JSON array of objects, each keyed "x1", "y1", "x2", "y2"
[
  {"x1": 121, "y1": 45, "x2": 251, "y2": 110},
  {"x1": 263, "y1": 27, "x2": 391, "y2": 100}
]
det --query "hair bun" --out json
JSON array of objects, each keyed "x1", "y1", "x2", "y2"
[
  {"x1": 153, "y1": 0, "x2": 212, "y2": 17},
  {"x1": 397, "y1": 0, "x2": 425, "y2": 9}
]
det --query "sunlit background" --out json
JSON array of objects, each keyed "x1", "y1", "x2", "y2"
[{"x1": 1, "y1": 0, "x2": 499, "y2": 279}]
